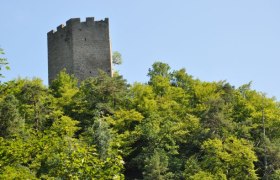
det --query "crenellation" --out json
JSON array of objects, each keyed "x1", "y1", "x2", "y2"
[
  {"x1": 47, "y1": 30, "x2": 55, "y2": 36},
  {"x1": 48, "y1": 17, "x2": 112, "y2": 84},
  {"x1": 57, "y1": 24, "x2": 65, "y2": 30},
  {"x1": 86, "y1": 17, "x2": 95, "y2": 25},
  {"x1": 66, "y1": 18, "x2": 81, "y2": 26}
]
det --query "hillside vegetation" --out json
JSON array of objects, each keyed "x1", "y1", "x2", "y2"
[{"x1": 0, "y1": 61, "x2": 280, "y2": 179}]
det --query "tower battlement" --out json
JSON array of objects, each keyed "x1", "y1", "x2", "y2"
[
  {"x1": 47, "y1": 17, "x2": 112, "y2": 84},
  {"x1": 47, "y1": 18, "x2": 109, "y2": 37}
]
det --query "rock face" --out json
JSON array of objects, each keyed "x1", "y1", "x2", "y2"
[{"x1": 48, "y1": 17, "x2": 112, "y2": 84}]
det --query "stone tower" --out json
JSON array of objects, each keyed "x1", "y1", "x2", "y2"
[{"x1": 47, "y1": 17, "x2": 112, "y2": 84}]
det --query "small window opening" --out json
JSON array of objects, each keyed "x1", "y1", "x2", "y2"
[{"x1": 84, "y1": 38, "x2": 87, "y2": 41}]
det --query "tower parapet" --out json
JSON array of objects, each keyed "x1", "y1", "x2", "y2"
[{"x1": 48, "y1": 17, "x2": 112, "y2": 84}]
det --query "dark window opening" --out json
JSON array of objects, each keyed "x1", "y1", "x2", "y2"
[{"x1": 84, "y1": 38, "x2": 86, "y2": 41}]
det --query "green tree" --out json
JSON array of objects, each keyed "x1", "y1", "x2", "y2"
[
  {"x1": 1, "y1": 60, "x2": 280, "y2": 179},
  {"x1": 0, "y1": 111, "x2": 124, "y2": 179},
  {"x1": 143, "y1": 149, "x2": 174, "y2": 180},
  {"x1": 0, "y1": 165, "x2": 37, "y2": 180},
  {"x1": 0, "y1": 48, "x2": 10, "y2": 79},
  {"x1": 84, "y1": 117, "x2": 112, "y2": 160},
  {"x1": 0, "y1": 95, "x2": 24, "y2": 137},
  {"x1": 200, "y1": 137, "x2": 258, "y2": 179},
  {"x1": 148, "y1": 62, "x2": 171, "y2": 80},
  {"x1": 16, "y1": 79, "x2": 53, "y2": 131},
  {"x1": 71, "y1": 71, "x2": 128, "y2": 130},
  {"x1": 49, "y1": 69, "x2": 79, "y2": 114},
  {"x1": 190, "y1": 171, "x2": 225, "y2": 180},
  {"x1": 112, "y1": 51, "x2": 123, "y2": 65}
]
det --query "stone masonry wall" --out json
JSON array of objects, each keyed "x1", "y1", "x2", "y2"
[
  {"x1": 47, "y1": 17, "x2": 112, "y2": 84},
  {"x1": 48, "y1": 24, "x2": 74, "y2": 84}
]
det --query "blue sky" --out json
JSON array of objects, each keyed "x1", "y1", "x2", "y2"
[{"x1": 1, "y1": 0, "x2": 280, "y2": 99}]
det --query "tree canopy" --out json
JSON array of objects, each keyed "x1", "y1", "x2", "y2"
[{"x1": 0, "y1": 61, "x2": 280, "y2": 179}]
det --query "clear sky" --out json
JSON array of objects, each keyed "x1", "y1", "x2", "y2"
[{"x1": 1, "y1": 0, "x2": 280, "y2": 99}]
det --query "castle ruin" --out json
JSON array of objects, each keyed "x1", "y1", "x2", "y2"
[{"x1": 47, "y1": 17, "x2": 112, "y2": 84}]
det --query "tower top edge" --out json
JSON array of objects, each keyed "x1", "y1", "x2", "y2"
[{"x1": 47, "y1": 17, "x2": 109, "y2": 36}]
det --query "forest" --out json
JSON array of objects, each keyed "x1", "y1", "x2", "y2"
[{"x1": 0, "y1": 49, "x2": 280, "y2": 179}]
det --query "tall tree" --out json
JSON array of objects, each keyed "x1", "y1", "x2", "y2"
[
  {"x1": 0, "y1": 95, "x2": 24, "y2": 137},
  {"x1": 0, "y1": 48, "x2": 9, "y2": 79},
  {"x1": 70, "y1": 71, "x2": 128, "y2": 130}
]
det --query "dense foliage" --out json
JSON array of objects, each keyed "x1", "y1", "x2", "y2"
[{"x1": 1, "y1": 61, "x2": 280, "y2": 179}]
